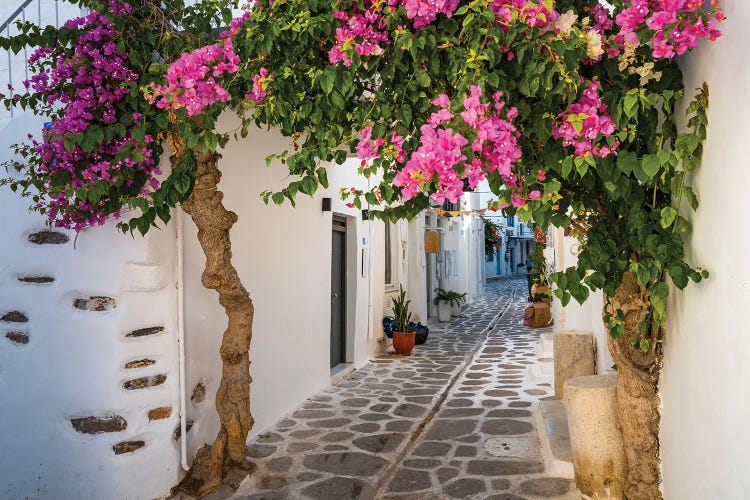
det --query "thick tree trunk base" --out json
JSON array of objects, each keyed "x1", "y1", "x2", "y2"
[
  {"x1": 606, "y1": 272, "x2": 663, "y2": 500},
  {"x1": 175, "y1": 148, "x2": 255, "y2": 496}
]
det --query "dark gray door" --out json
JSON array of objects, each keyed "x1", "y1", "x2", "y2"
[{"x1": 330, "y1": 217, "x2": 347, "y2": 368}]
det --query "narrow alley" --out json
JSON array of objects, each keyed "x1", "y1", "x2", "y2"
[{"x1": 185, "y1": 278, "x2": 573, "y2": 500}]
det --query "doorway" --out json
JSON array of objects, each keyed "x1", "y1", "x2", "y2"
[{"x1": 330, "y1": 216, "x2": 347, "y2": 368}]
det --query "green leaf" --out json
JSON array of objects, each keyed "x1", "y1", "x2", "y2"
[
  {"x1": 415, "y1": 71, "x2": 431, "y2": 88},
  {"x1": 617, "y1": 151, "x2": 638, "y2": 176},
  {"x1": 683, "y1": 186, "x2": 699, "y2": 210},
  {"x1": 316, "y1": 168, "x2": 329, "y2": 188},
  {"x1": 155, "y1": 114, "x2": 168, "y2": 129},
  {"x1": 321, "y1": 69, "x2": 336, "y2": 95},
  {"x1": 639, "y1": 338, "x2": 650, "y2": 353},
  {"x1": 574, "y1": 156, "x2": 587, "y2": 177},
  {"x1": 668, "y1": 264, "x2": 689, "y2": 289},
  {"x1": 642, "y1": 154, "x2": 661, "y2": 179},
  {"x1": 623, "y1": 91, "x2": 639, "y2": 118},
  {"x1": 660, "y1": 207, "x2": 678, "y2": 229},
  {"x1": 271, "y1": 192, "x2": 285, "y2": 205},
  {"x1": 561, "y1": 156, "x2": 573, "y2": 178},
  {"x1": 300, "y1": 175, "x2": 318, "y2": 195}
]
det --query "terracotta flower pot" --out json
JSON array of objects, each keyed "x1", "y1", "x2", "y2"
[{"x1": 393, "y1": 330, "x2": 416, "y2": 356}]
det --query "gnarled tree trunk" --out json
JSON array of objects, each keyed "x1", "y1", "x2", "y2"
[
  {"x1": 179, "y1": 149, "x2": 254, "y2": 496},
  {"x1": 606, "y1": 271, "x2": 662, "y2": 500}
]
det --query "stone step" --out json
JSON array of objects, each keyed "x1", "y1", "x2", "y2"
[
  {"x1": 528, "y1": 360, "x2": 553, "y2": 385},
  {"x1": 535, "y1": 400, "x2": 574, "y2": 477},
  {"x1": 535, "y1": 332, "x2": 553, "y2": 359}
]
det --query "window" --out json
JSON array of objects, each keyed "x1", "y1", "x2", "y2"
[
  {"x1": 442, "y1": 200, "x2": 458, "y2": 212},
  {"x1": 384, "y1": 218, "x2": 392, "y2": 286}
]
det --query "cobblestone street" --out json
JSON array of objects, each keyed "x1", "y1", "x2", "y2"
[{"x1": 197, "y1": 278, "x2": 573, "y2": 499}]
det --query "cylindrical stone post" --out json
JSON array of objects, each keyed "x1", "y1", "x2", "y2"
[
  {"x1": 564, "y1": 374, "x2": 626, "y2": 500},
  {"x1": 553, "y1": 329, "x2": 596, "y2": 399}
]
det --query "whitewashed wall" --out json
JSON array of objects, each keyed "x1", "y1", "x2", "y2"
[
  {"x1": 660, "y1": 4, "x2": 750, "y2": 498},
  {"x1": 546, "y1": 228, "x2": 613, "y2": 374},
  {"x1": 0, "y1": 113, "x2": 181, "y2": 499}
]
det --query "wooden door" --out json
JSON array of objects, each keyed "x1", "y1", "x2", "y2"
[{"x1": 330, "y1": 217, "x2": 347, "y2": 368}]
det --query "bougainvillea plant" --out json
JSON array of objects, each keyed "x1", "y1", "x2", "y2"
[{"x1": 1, "y1": 0, "x2": 723, "y2": 497}]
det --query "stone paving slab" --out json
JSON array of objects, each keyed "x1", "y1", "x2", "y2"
[{"x1": 177, "y1": 278, "x2": 575, "y2": 500}]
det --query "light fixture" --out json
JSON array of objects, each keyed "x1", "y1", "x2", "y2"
[{"x1": 322, "y1": 197, "x2": 332, "y2": 212}]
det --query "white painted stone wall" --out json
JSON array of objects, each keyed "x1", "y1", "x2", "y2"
[
  {"x1": 0, "y1": 113, "x2": 181, "y2": 499},
  {"x1": 660, "y1": 4, "x2": 750, "y2": 498},
  {"x1": 546, "y1": 228, "x2": 613, "y2": 374}
]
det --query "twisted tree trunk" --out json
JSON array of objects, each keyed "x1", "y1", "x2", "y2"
[
  {"x1": 606, "y1": 271, "x2": 662, "y2": 500},
  {"x1": 179, "y1": 149, "x2": 254, "y2": 496}
]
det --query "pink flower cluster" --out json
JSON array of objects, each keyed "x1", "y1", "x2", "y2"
[
  {"x1": 401, "y1": 0, "x2": 459, "y2": 29},
  {"x1": 552, "y1": 81, "x2": 618, "y2": 158},
  {"x1": 147, "y1": 40, "x2": 240, "y2": 116},
  {"x1": 394, "y1": 124, "x2": 468, "y2": 204},
  {"x1": 246, "y1": 67, "x2": 271, "y2": 105},
  {"x1": 147, "y1": 11, "x2": 253, "y2": 115},
  {"x1": 614, "y1": 0, "x2": 723, "y2": 58},
  {"x1": 590, "y1": 4, "x2": 614, "y2": 33},
  {"x1": 581, "y1": 4, "x2": 613, "y2": 63},
  {"x1": 329, "y1": 1, "x2": 390, "y2": 66},
  {"x1": 459, "y1": 86, "x2": 524, "y2": 203},
  {"x1": 18, "y1": 4, "x2": 161, "y2": 230},
  {"x1": 329, "y1": 0, "x2": 463, "y2": 65},
  {"x1": 375, "y1": 86, "x2": 524, "y2": 205},
  {"x1": 490, "y1": 0, "x2": 559, "y2": 29}
]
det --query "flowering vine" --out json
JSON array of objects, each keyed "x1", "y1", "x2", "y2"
[{"x1": 3, "y1": 3, "x2": 161, "y2": 230}]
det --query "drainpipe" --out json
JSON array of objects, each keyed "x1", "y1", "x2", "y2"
[
  {"x1": 367, "y1": 208, "x2": 374, "y2": 344},
  {"x1": 175, "y1": 208, "x2": 189, "y2": 471}
]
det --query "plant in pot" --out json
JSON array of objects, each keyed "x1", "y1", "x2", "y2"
[
  {"x1": 391, "y1": 286, "x2": 416, "y2": 356},
  {"x1": 434, "y1": 287, "x2": 453, "y2": 323},
  {"x1": 448, "y1": 291, "x2": 467, "y2": 317},
  {"x1": 529, "y1": 244, "x2": 550, "y2": 303}
]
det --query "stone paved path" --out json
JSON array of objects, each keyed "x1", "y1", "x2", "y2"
[{"x1": 201, "y1": 278, "x2": 574, "y2": 500}]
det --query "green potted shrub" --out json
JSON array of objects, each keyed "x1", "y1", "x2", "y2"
[
  {"x1": 434, "y1": 287, "x2": 453, "y2": 322},
  {"x1": 391, "y1": 285, "x2": 416, "y2": 356}
]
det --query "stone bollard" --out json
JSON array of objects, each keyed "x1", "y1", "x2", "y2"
[
  {"x1": 553, "y1": 329, "x2": 596, "y2": 399},
  {"x1": 564, "y1": 374, "x2": 626, "y2": 500}
]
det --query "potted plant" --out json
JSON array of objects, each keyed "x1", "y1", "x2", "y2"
[
  {"x1": 433, "y1": 287, "x2": 453, "y2": 322},
  {"x1": 391, "y1": 286, "x2": 416, "y2": 356},
  {"x1": 448, "y1": 290, "x2": 467, "y2": 317},
  {"x1": 529, "y1": 244, "x2": 550, "y2": 302}
]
